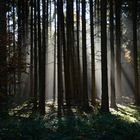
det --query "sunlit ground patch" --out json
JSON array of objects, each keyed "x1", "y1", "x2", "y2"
[{"x1": 110, "y1": 104, "x2": 140, "y2": 123}]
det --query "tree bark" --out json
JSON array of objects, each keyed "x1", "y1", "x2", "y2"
[
  {"x1": 100, "y1": 0, "x2": 109, "y2": 112},
  {"x1": 115, "y1": 0, "x2": 122, "y2": 100},
  {"x1": 90, "y1": 0, "x2": 96, "y2": 105},
  {"x1": 110, "y1": 0, "x2": 117, "y2": 109},
  {"x1": 0, "y1": 0, "x2": 7, "y2": 95},
  {"x1": 82, "y1": 0, "x2": 89, "y2": 109},
  {"x1": 133, "y1": 0, "x2": 140, "y2": 105}
]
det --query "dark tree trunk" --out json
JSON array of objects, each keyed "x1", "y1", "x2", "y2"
[
  {"x1": 115, "y1": 0, "x2": 121, "y2": 100},
  {"x1": 33, "y1": 0, "x2": 38, "y2": 110},
  {"x1": 30, "y1": 0, "x2": 34, "y2": 97},
  {"x1": 76, "y1": 0, "x2": 82, "y2": 105},
  {"x1": 37, "y1": 0, "x2": 42, "y2": 114},
  {"x1": 133, "y1": 0, "x2": 140, "y2": 105},
  {"x1": 38, "y1": 0, "x2": 48, "y2": 115},
  {"x1": 100, "y1": 0, "x2": 109, "y2": 112},
  {"x1": 53, "y1": 0, "x2": 57, "y2": 103},
  {"x1": 0, "y1": 0, "x2": 7, "y2": 99},
  {"x1": 110, "y1": 0, "x2": 117, "y2": 109},
  {"x1": 90, "y1": 0, "x2": 96, "y2": 105},
  {"x1": 17, "y1": 0, "x2": 22, "y2": 93},
  {"x1": 57, "y1": 0, "x2": 64, "y2": 117},
  {"x1": 12, "y1": 0, "x2": 16, "y2": 94},
  {"x1": 65, "y1": 0, "x2": 74, "y2": 111},
  {"x1": 82, "y1": 0, "x2": 89, "y2": 108}
]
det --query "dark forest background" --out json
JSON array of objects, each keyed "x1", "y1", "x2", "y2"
[{"x1": 1, "y1": 0, "x2": 140, "y2": 139}]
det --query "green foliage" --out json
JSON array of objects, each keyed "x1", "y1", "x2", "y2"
[{"x1": 0, "y1": 105, "x2": 140, "y2": 140}]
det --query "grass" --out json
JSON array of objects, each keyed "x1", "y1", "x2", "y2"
[{"x1": 0, "y1": 103, "x2": 140, "y2": 140}]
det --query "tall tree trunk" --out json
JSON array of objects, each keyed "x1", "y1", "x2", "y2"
[
  {"x1": 100, "y1": 0, "x2": 109, "y2": 112},
  {"x1": 57, "y1": 0, "x2": 64, "y2": 117},
  {"x1": 76, "y1": 0, "x2": 82, "y2": 105},
  {"x1": 82, "y1": 0, "x2": 89, "y2": 109},
  {"x1": 133, "y1": 0, "x2": 140, "y2": 105},
  {"x1": 30, "y1": 0, "x2": 34, "y2": 97},
  {"x1": 90, "y1": 0, "x2": 96, "y2": 105},
  {"x1": 33, "y1": 0, "x2": 38, "y2": 110},
  {"x1": 17, "y1": 0, "x2": 22, "y2": 93},
  {"x1": 38, "y1": 0, "x2": 42, "y2": 114},
  {"x1": 53, "y1": 0, "x2": 57, "y2": 103},
  {"x1": 7, "y1": 2, "x2": 11, "y2": 95},
  {"x1": 0, "y1": 0, "x2": 7, "y2": 94},
  {"x1": 110, "y1": 0, "x2": 117, "y2": 109},
  {"x1": 38, "y1": 0, "x2": 47, "y2": 115},
  {"x1": 115, "y1": 0, "x2": 121, "y2": 100},
  {"x1": 65, "y1": 0, "x2": 73, "y2": 111},
  {"x1": 12, "y1": 0, "x2": 16, "y2": 94}
]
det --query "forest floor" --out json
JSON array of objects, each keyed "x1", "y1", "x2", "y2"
[{"x1": 0, "y1": 101, "x2": 140, "y2": 140}]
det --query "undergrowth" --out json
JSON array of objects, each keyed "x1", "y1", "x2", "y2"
[{"x1": 0, "y1": 102, "x2": 140, "y2": 140}]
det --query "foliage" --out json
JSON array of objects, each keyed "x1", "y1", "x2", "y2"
[{"x1": 0, "y1": 104, "x2": 140, "y2": 140}]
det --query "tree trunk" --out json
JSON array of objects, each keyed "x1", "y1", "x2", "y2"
[
  {"x1": 100, "y1": 0, "x2": 109, "y2": 112},
  {"x1": 82, "y1": 0, "x2": 89, "y2": 109},
  {"x1": 33, "y1": 0, "x2": 38, "y2": 111},
  {"x1": 110, "y1": 0, "x2": 117, "y2": 109},
  {"x1": 0, "y1": 0, "x2": 7, "y2": 114},
  {"x1": 76, "y1": 0, "x2": 82, "y2": 106},
  {"x1": 30, "y1": 0, "x2": 34, "y2": 97},
  {"x1": 115, "y1": 0, "x2": 121, "y2": 100},
  {"x1": 90, "y1": 0, "x2": 96, "y2": 105},
  {"x1": 53, "y1": 0, "x2": 57, "y2": 103},
  {"x1": 133, "y1": 0, "x2": 140, "y2": 105},
  {"x1": 57, "y1": 0, "x2": 64, "y2": 117}
]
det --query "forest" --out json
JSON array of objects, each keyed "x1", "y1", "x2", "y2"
[{"x1": 0, "y1": 0, "x2": 140, "y2": 139}]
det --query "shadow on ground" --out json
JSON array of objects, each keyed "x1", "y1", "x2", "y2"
[{"x1": 0, "y1": 101, "x2": 140, "y2": 140}]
